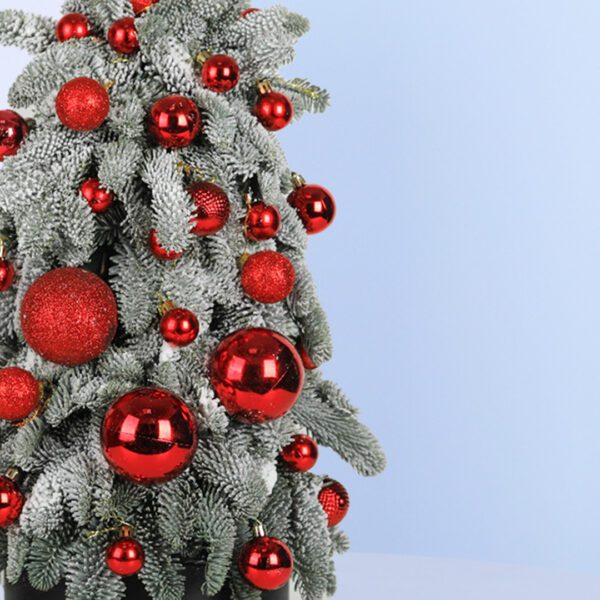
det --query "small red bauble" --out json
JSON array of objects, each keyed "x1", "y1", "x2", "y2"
[
  {"x1": 0, "y1": 259, "x2": 15, "y2": 292},
  {"x1": 241, "y1": 8, "x2": 260, "y2": 17},
  {"x1": 288, "y1": 184, "x2": 336, "y2": 235},
  {"x1": 188, "y1": 182, "x2": 230, "y2": 236},
  {"x1": 148, "y1": 229, "x2": 183, "y2": 261},
  {"x1": 241, "y1": 251, "x2": 295, "y2": 305},
  {"x1": 108, "y1": 17, "x2": 139, "y2": 55},
  {"x1": 239, "y1": 536, "x2": 293, "y2": 591},
  {"x1": 102, "y1": 387, "x2": 198, "y2": 485},
  {"x1": 131, "y1": 0, "x2": 159, "y2": 14},
  {"x1": 56, "y1": 78, "x2": 110, "y2": 132},
  {"x1": 20, "y1": 267, "x2": 118, "y2": 366},
  {"x1": 201, "y1": 54, "x2": 240, "y2": 93},
  {"x1": 280, "y1": 434, "x2": 319, "y2": 472},
  {"x1": 56, "y1": 13, "x2": 90, "y2": 42},
  {"x1": 80, "y1": 178, "x2": 114, "y2": 213},
  {"x1": 160, "y1": 308, "x2": 199, "y2": 347},
  {"x1": 0, "y1": 476, "x2": 24, "y2": 528},
  {"x1": 0, "y1": 367, "x2": 40, "y2": 422},
  {"x1": 106, "y1": 536, "x2": 145, "y2": 577},
  {"x1": 254, "y1": 92, "x2": 293, "y2": 132},
  {"x1": 0, "y1": 110, "x2": 28, "y2": 161},
  {"x1": 318, "y1": 480, "x2": 350, "y2": 527},
  {"x1": 245, "y1": 202, "x2": 281, "y2": 241},
  {"x1": 148, "y1": 96, "x2": 201, "y2": 149},
  {"x1": 297, "y1": 343, "x2": 317, "y2": 370},
  {"x1": 211, "y1": 328, "x2": 304, "y2": 424}
]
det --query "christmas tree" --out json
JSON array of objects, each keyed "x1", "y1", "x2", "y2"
[{"x1": 0, "y1": 1, "x2": 385, "y2": 599}]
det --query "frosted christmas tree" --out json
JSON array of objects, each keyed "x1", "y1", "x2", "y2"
[{"x1": 0, "y1": 1, "x2": 385, "y2": 599}]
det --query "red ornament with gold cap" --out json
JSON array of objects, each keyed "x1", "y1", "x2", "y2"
[
  {"x1": 148, "y1": 95, "x2": 201, "y2": 149},
  {"x1": 108, "y1": 17, "x2": 139, "y2": 55},
  {"x1": 318, "y1": 479, "x2": 350, "y2": 527},
  {"x1": 80, "y1": 178, "x2": 114, "y2": 214},
  {"x1": 106, "y1": 526, "x2": 145, "y2": 577},
  {"x1": 0, "y1": 367, "x2": 42, "y2": 422},
  {"x1": 197, "y1": 51, "x2": 240, "y2": 94},
  {"x1": 280, "y1": 434, "x2": 319, "y2": 472},
  {"x1": 160, "y1": 305, "x2": 200, "y2": 347},
  {"x1": 56, "y1": 13, "x2": 90, "y2": 42},
  {"x1": 244, "y1": 201, "x2": 281, "y2": 241},
  {"x1": 56, "y1": 77, "x2": 110, "y2": 132},
  {"x1": 254, "y1": 81, "x2": 293, "y2": 132},
  {"x1": 0, "y1": 468, "x2": 24, "y2": 528},
  {"x1": 288, "y1": 173, "x2": 336, "y2": 234},
  {"x1": 0, "y1": 110, "x2": 28, "y2": 161},
  {"x1": 241, "y1": 251, "x2": 296, "y2": 304},
  {"x1": 189, "y1": 181, "x2": 230, "y2": 236}
]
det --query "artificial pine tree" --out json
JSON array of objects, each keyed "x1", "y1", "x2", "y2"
[{"x1": 0, "y1": 1, "x2": 385, "y2": 599}]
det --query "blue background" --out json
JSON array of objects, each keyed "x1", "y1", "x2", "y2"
[{"x1": 2, "y1": 0, "x2": 600, "y2": 578}]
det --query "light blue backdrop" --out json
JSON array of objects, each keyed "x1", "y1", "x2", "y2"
[{"x1": 1, "y1": 0, "x2": 599, "y2": 576}]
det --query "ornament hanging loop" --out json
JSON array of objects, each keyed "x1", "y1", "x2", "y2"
[
  {"x1": 252, "y1": 519, "x2": 267, "y2": 538},
  {"x1": 0, "y1": 235, "x2": 11, "y2": 259},
  {"x1": 256, "y1": 80, "x2": 273, "y2": 95},
  {"x1": 291, "y1": 172, "x2": 306, "y2": 189}
]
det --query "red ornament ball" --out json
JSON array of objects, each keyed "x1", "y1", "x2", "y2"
[
  {"x1": 102, "y1": 387, "x2": 198, "y2": 485},
  {"x1": 0, "y1": 368, "x2": 40, "y2": 422},
  {"x1": 148, "y1": 95, "x2": 201, "y2": 149},
  {"x1": 108, "y1": 17, "x2": 139, "y2": 55},
  {"x1": 245, "y1": 202, "x2": 281, "y2": 241},
  {"x1": 239, "y1": 536, "x2": 293, "y2": 591},
  {"x1": 188, "y1": 182, "x2": 230, "y2": 236},
  {"x1": 288, "y1": 184, "x2": 336, "y2": 235},
  {"x1": 0, "y1": 110, "x2": 28, "y2": 161},
  {"x1": 318, "y1": 480, "x2": 350, "y2": 527},
  {"x1": 20, "y1": 267, "x2": 118, "y2": 366},
  {"x1": 106, "y1": 537, "x2": 145, "y2": 577},
  {"x1": 56, "y1": 13, "x2": 90, "y2": 42},
  {"x1": 56, "y1": 78, "x2": 110, "y2": 132},
  {"x1": 131, "y1": 0, "x2": 159, "y2": 14},
  {"x1": 280, "y1": 434, "x2": 319, "y2": 472},
  {"x1": 297, "y1": 343, "x2": 317, "y2": 370},
  {"x1": 241, "y1": 8, "x2": 260, "y2": 17},
  {"x1": 201, "y1": 54, "x2": 240, "y2": 93},
  {"x1": 254, "y1": 92, "x2": 293, "y2": 132},
  {"x1": 160, "y1": 308, "x2": 199, "y2": 347},
  {"x1": 0, "y1": 259, "x2": 15, "y2": 292},
  {"x1": 211, "y1": 328, "x2": 304, "y2": 424},
  {"x1": 241, "y1": 251, "x2": 295, "y2": 305},
  {"x1": 0, "y1": 476, "x2": 24, "y2": 528},
  {"x1": 148, "y1": 229, "x2": 183, "y2": 261},
  {"x1": 80, "y1": 178, "x2": 114, "y2": 213}
]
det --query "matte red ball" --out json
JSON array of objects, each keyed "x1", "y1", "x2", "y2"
[
  {"x1": 20, "y1": 267, "x2": 118, "y2": 366},
  {"x1": 297, "y1": 343, "x2": 317, "y2": 370},
  {"x1": 241, "y1": 251, "x2": 295, "y2": 304},
  {"x1": 318, "y1": 480, "x2": 350, "y2": 527},
  {"x1": 106, "y1": 537, "x2": 145, "y2": 577},
  {"x1": 245, "y1": 202, "x2": 281, "y2": 241},
  {"x1": 254, "y1": 92, "x2": 293, "y2": 132},
  {"x1": 148, "y1": 229, "x2": 183, "y2": 261},
  {"x1": 211, "y1": 328, "x2": 304, "y2": 424},
  {"x1": 56, "y1": 13, "x2": 90, "y2": 42},
  {"x1": 102, "y1": 387, "x2": 198, "y2": 485},
  {"x1": 148, "y1": 95, "x2": 201, "y2": 149},
  {"x1": 239, "y1": 536, "x2": 293, "y2": 591},
  {"x1": 80, "y1": 178, "x2": 114, "y2": 213},
  {"x1": 160, "y1": 308, "x2": 199, "y2": 347},
  {"x1": 0, "y1": 259, "x2": 15, "y2": 292},
  {"x1": 56, "y1": 78, "x2": 110, "y2": 132},
  {"x1": 0, "y1": 368, "x2": 40, "y2": 422},
  {"x1": 241, "y1": 8, "x2": 260, "y2": 17},
  {"x1": 108, "y1": 17, "x2": 139, "y2": 55},
  {"x1": 288, "y1": 184, "x2": 336, "y2": 235},
  {"x1": 188, "y1": 182, "x2": 230, "y2": 236},
  {"x1": 131, "y1": 0, "x2": 159, "y2": 14},
  {"x1": 280, "y1": 434, "x2": 319, "y2": 472},
  {"x1": 201, "y1": 54, "x2": 240, "y2": 93},
  {"x1": 0, "y1": 477, "x2": 24, "y2": 528},
  {"x1": 0, "y1": 110, "x2": 28, "y2": 161}
]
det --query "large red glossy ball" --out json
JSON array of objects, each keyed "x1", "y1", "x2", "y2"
[
  {"x1": 241, "y1": 251, "x2": 295, "y2": 304},
  {"x1": 254, "y1": 92, "x2": 293, "y2": 132},
  {"x1": 0, "y1": 110, "x2": 28, "y2": 161},
  {"x1": 280, "y1": 434, "x2": 319, "y2": 472},
  {"x1": 318, "y1": 480, "x2": 350, "y2": 527},
  {"x1": 239, "y1": 536, "x2": 293, "y2": 591},
  {"x1": 0, "y1": 367, "x2": 40, "y2": 422},
  {"x1": 288, "y1": 184, "x2": 336, "y2": 235},
  {"x1": 245, "y1": 202, "x2": 281, "y2": 242},
  {"x1": 56, "y1": 13, "x2": 90, "y2": 42},
  {"x1": 148, "y1": 229, "x2": 183, "y2": 261},
  {"x1": 106, "y1": 537, "x2": 145, "y2": 577},
  {"x1": 56, "y1": 78, "x2": 110, "y2": 132},
  {"x1": 108, "y1": 17, "x2": 139, "y2": 55},
  {"x1": 201, "y1": 54, "x2": 240, "y2": 93},
  {"x1": 80, "y1": 178, "x2": 114, "y2": 213},
  {"x1": 0, "y1": 259, "x2": 15, "y2": 292},
  {"x1": 131, "y1": 0, "x2": 159, "y2": 14},
  {"x1": 20, "y1": 267, "x2": 118, "y2": 366},
  {"x1": 188, "y1": 182, "x2": 230, "y2": 236},
  {"x1": 148, "y1": 96, "x2": 201, "y2": 149},
  {"x1": 0, "y1": 477, "x2": 24, "y2": 528},
  {"x1": 211, "y1": 328, "x2": 304, "y2": 424},
  {"x1": 160, "y1": 308, "x2": 199, "y2": 347},
  {"x1": 102, "y1": 387, "x2": 198, "y2": 485}
]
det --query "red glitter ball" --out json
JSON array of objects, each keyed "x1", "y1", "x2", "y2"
[
  {"x1": 318, "y1": 480, "x2": 350, "y2": 527},
  {"x1": 0, "y1": 367, "x2": 40, "y2": 421},
  {"x1": 288, "y1": 184, "x2": 336, "y2": 235},
  {"x1": 20, "y1": 267, "x2": 118, "y2": 366},
  {"x1": 131, "y1": 0, "x2": 159, "y2": 14},
  {"x1": 106, "y1": 537, "x2": 145, "y2": 576},
  {"x1": 245, "y1": 202, "x2": 281, "y2": 241},
  {"x1": 201, "y1": 54, "x2": 240, "y2": 93},
  {"x1": 0, "y1": 476, "x2": 24, "y2": 528},
  {"x1": 0, "y1": 110, "x2": 28, "y2": 161},
  {"x1": 56, "y1": 13, "x2": 90, "y2": 42},
  {"x1": 188, "y1": 182, "x2": 230, "y2": 236},
  {"x1": 148, "y1": 95, "x2": 201, "y2": 149},
  {"x1": 241, "y1": 251, "x2": 295, "y2": 304},
  {"x1": 80, "y1": 178, "x2": 114, "y2": 213},
  {"x1": 56, "y1": 78, "x2": 110, "y2": 132},
  {"x1": 108, "y1": 17, "x2": 139, "y2": 55},
  {"x1": 254, "y1": 92, "x2": 293, "y2": 132},
  {"x1": 160, "y1": 308, "x2": 200, "y2": 347},
  {"x1": 0, "y1": 259, "x2": 15, "y2": 292},
  {"x1": 239, "y1": 536, "x2": 293, "y2": 591},
  {"x1": 148, "y1": 229, "x2": 183, "y2": 261},
  {"x1": 280, "y1": 434, "x2": 319, "y2": 472}
]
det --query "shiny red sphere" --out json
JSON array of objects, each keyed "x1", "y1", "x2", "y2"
[
  {"x1": 0, "y1": 259, "x2": 15, "y2": 292},
  {"x1": 131, "y1": 0, "x2": 159, "y2": 14},
  {"x1": 0, "y1": 110, "x2": 28, "y2": 161},
  {"x1": 108, "y1": 17, "x2": 139, "y2": 55},
  {"x1": 280, "y1": 434, "x2": 319, "y2": 472},
  {"x1": 148, "y1": 95, "x2": 201, "y2": 149},
  {"x1": 106, "y1": 537, "x2": 145, "y2": 577},
  {"x1": 297, "y1": 343, "x2": 317, "y2": 370},
  {"x1": 254, "y1": 92, "x2": 293, "y2": 131},
  {"x1": 288, "y1": 184, "x2": 336, "y2": 235},
  {"x1": 318, "y1": 480, "x2": 350, "y2": 527},
  {"x1": 241, "y1": 251, "x2": 296, "y2": 304},
  {"x1": 160, "y1": 308, "x2": 199, "y2": 347},
  {"x1": 211, "y1": 328, "x2": 304, "y2": 424},
  {"x1": 0, "y1": 477, "x2": 24, "y2": 528},
  {"x1": 188, "y1": 182, "x2": 230, "y2": 236},
  {"x1": 239, "y1": 536, "x2": 293, "y2": 591},
  {"x1": 102, "y1": 387, "x2": 198, "y2": 485},
  {"x1": 56, "y1": 13, "x2": 90, "y2": 42},
  {"x1": 20, "y1": 267, "x2": 118, "y2": 366},
  {"x1": 201, "y1": 54, "x2": 240, "y2": 93},
  {"x1": 80, "y1": 178, "x2": 114, "y2": 213},
  {"x1": 241, "y1": 8, "x2": 260, "y2": 17},
  {"x1": 148, "y1": 229, "x2": 183, "y2": 261},
  {"x1": 245, "y1": 202, "x2": 281, "y2": 241},
  {"x1": 56, "y1": 78, "x2": 110, "y2": 132},
  {"x1": 0, "y1": 367, "x2": 40, "y2": 422}
]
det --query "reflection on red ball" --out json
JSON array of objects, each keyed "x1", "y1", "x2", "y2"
[
  {"x1": 288, "y1": 184, "x2": 336, "y2": 235},
  {"x1": 189, "y1": 182, "x2": 230, "y2": 236},
  {"x1": 148, "y1": 96, "x2": 201, "y2": 149},
  {"x1": 245, "y1": 202, "x2": 281, "y2": 241},
  {"x1": 108, "y1": 17, "x2": 139, "y2": 55},
  {"x1": 280, "y1": 434, "x2": 319, "y2": 472},
  {"x1": 56, "y1": 13, "x2": 90, "y2": 42},
  {"x1": 0, "y1": 476, "x2": 24, "y2": 528},
  {"x1": 241, "y1": 251, "x2": 296, "y2": 304},
  {"x1": 160, "y1": 308, "x2": 200, "y2": 347},
  {"x1": 201, "y1": 54, "x2": 240, "y2": 93},
  {"x1": 0, "y1": 110, "x2": 28, "y2": 161},
  {"x1": 254, "y1": 92, "x2": 293, "y2": 131},
  {"x1": 80, "y1": 178, "x2": 114, "y2": 213},
  {"x1": 56, "y1": 78, "x2": 110, "y2": 132},
  {"x1": 0, "y1": 259, "x2": 15, "y2": 292},
  {"x1": 106, "y1": 537, "x2": 145, "y2": 577},
  {"x1": 148, "y1": 229, "x2": 184, "y2": 261},
  {"x1": 239, "y1": 536, "x2": 293, "y2": 591},
  {"x1": 0, "y1": 367, "x2": 40, "y2": 422},
  {"x1": 318, "y1": 479, "x2": 350, "y2": 527},
  {"x1": 131, "y1": 0, "x2": 159, "y2": 14}
]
